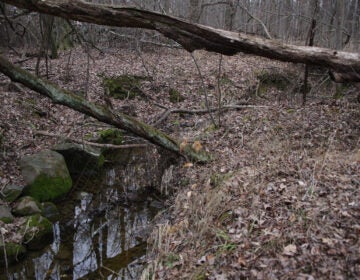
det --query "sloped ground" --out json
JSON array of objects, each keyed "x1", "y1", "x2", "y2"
[{"x1": 0, "y1": 47, "x2": 359, "y2": 279}]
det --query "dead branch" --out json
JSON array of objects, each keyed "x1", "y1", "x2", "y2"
[
  {"x1": 35, "y1": 130, "x2": 148, "y2": 149},
  {"x1": 153, "y1": 104, "x2": 269, "y2": 126},
  {"x1": 2, "y1": 0, "x2": 360, "y2": 82},
  {"x1": 0, "y1": 54, "x2": 210, "y2": 162}
]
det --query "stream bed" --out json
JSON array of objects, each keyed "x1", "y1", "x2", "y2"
[{"x1": 1, "y1": 146, "x2": 169, "y2": 280}]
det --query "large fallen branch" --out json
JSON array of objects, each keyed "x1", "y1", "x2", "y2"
[
  {"x1": 2, "y1": 0, "x2": 360, "y2": 82},
  {"x1": 0, "y1": 55, "x2": 210, "y2": 162}
]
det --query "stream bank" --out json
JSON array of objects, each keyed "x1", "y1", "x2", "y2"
[{"x1": 1, "y1": 143, "x2": 176, "y2": 280}]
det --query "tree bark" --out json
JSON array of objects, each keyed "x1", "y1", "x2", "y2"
[
  {"x1": 2, "y1": 0, "x2": 360, "y2": 82},
  {"x1": 0, "y1": 54, "x2": 210, "y2": 162}
]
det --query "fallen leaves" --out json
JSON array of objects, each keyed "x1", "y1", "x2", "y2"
[{"x1": 283, "y1": 244, "x2": 297, "y2": 256}]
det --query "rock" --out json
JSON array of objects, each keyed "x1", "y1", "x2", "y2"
[
  {"x1": 41, "y1": 202, "x2": 60, "y2": 222},
  {"x1": 12, "y1": 196, "x2": 42, "y2": 216},
  {"x1": 0, "y1": 241, "x2": 26, "y2": 265},
  {"x1": 54, "y1": 143, "x2": 103, "y2": 175},
  {"x1": 0, "y1": 184, "x2": 24, "y2": 202},
  {"x1": 20, "y1": 150, "x2": 72, "y2": 202},
  {"x1": 0, "y1": 205, "x2": 14, "y2": 223},
  {"x1": 22, "y1": 214, "x2": 53, "y2": 250}
]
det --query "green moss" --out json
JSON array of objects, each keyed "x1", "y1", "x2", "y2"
[
  {"x1": 210, "y1": 172, "x2": 233, "y2": 187},
  {"x1": 256, "y1": 71, "x2": 291, "y2": 94},
  {"x1": 103, "y1": 75, "x2": 149, "y2": 100},
  {"x1": 165, "y1": 253, "x2": 180, "y2": 268},
  {"x1": 23, "y1": 214, "x2": 53, "y2": 250},
  {"x1": 219, "y1": 74, "x2": 233, "y2": 85},
  {"x1": 169, "y1": 88, "x2": 185, "y2": 103},
  {"x1": 97, "y1": 128, "x2": 123, "y2": 145},
  {"x1": 23, "y1": 173, "x2": 72, "y2": 202},
  {"x1": 204, "y1": 124, "x2": 218, "y2": 133},
  {"x1": 0, "y1": 217, "x2": 13, "y2": 223},
  {"x1": 97, "y1": 154, "x2": 106, "y2": 167},
  {"x1": 218, "y1": 211, "x2": 233, "y2": 225},
  {"x1": 191, "y1": 268, "x2": 207, "y2": 280},
  {"x1": 0, "y1": 242, "x2": 26, "y2": 265}
]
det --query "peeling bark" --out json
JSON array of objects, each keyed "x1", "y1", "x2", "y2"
[
  {"x1": 0, "y1": 55, "x2": 211, "y2": 162},
  {"x1": 2, "y1": 0, "x2": 360, "y2": 82}
]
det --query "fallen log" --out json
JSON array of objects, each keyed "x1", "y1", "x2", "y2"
[
  {"x1": 2, "y1": 0, "x2": 360, "y2": 82},
  {"x1": 0, "y1": 55, "x2": 210, "y2": 162}
]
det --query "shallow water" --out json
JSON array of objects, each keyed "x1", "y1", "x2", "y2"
[{"x1": 1, "y1": 165, "x2": 163, "y2": 280}]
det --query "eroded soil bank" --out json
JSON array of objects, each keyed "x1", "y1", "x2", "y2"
[{"x1": 1, "y1": 48, "x2": 359, "y2": 279}]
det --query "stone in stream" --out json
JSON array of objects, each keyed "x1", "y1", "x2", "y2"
[
  {"x1": 41, "y1": 202, "x2": 60, "y2": 222},
  {"x1": 12, "y1": 196, "x2": 42, "y2": 217},
  {"x1": 22, "y1": 214, "x2": 53, "y2": 250},
  {"x1": 20, "y1": 150, "x2": 72, "y2": 202},
  {"x1": 0, "y1": 204, "x2": 14, "y2": 223},
  {"x1": 0, "y1": 184, "x2": 24, "y2": 202}
]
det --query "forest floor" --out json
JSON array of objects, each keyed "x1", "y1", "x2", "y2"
[{"x1": 0, "y1": 46, "x2": 359, "y2": 279}]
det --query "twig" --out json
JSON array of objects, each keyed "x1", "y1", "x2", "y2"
[
  {"x1": 153, "y1": 104, "x2": 269, "y2": 126},
  {"x1": 101, "y1": 265, "x2": 121, "y2": 276},
  {"x1": 0, "y1": 228, "x2": 9, "y2": 278},
  {"x1": 35, "y1": 130, "x2": 148, "y2": 149},
  {"x1": 109, "y1": 31, "x2": 181, "y2": 49},
  {"x1": 217, "y1": 54, "x2": 223, "y2": 126},
  {"x1": 190, "y1": 53, "x2": 217, "y2": 127},
  {"x1": 238, "y1": 2, "x2": 272, "y2": 39}
]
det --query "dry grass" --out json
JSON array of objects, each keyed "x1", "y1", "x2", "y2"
[{"x1": 143, "y1": 75, "x2": 359, "y2": 279}]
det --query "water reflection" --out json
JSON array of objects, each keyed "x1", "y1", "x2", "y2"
[{"x1": 2, "y1": 175, "x2": 160, "y2": 280}]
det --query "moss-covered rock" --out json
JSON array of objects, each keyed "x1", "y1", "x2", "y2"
[
  {"x1": 97, "y1": 128, "x2": 123, "y2": 145},
  {"x1": 12, "y1": 196, "x2": 42, "y2": 216},
  {"x1": 20, "y1": 150, "x2": 72, "y2": 202},
  {"x1": 0, "y1": 184, "x2": 24, "y2": 202},
  {"x1": 22, "y1": 214, "x2": 53, "y2": 250},
  {"x1": 0, "y1": 241, "x2": 26, "y2": 265},
  {"x1": 169, "y1": 88, "x2": 185, "y2": 103},
  {"x1": 103, "y1": 75, "x2": 149, "y2": 100},
  {"x1": 41, "y1": 202, "x2": 60, "y2": 222}
]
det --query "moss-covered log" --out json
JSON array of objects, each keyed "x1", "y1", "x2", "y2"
[
  {"x1": 2, "y1": 0, "x2": 360, "y2": 82},
  {"x1": 0, "y1": 55, "x2": 210, "y2": 162}
]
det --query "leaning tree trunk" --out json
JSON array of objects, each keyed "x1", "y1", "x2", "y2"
[
  {"x1": 2, "y1": 0, "x2": 360, "y2": 82},
  {"x1": 0, "y1": 55, "x2": 210, "y2": 162}
]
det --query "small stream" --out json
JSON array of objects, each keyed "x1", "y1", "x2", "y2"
[{"x1": 1, "y1": 146, "x2": 170, "y2": 280}]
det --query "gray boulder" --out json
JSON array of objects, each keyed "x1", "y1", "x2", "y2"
[
  {"x1": 12, "y1": 196, "x2": 42, "y2": 216},
  {"x1": 20, "y1": 150, "x2": 72, "y2": 202},
  {"x1": 0, "y1": 184, "x2": 24, "y2": 202},
  {"x1": 0, "y1": 204, "x2": 14, "y2": 223}
]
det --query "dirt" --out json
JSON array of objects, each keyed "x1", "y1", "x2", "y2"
[{"x1": 0, "y1": 47, "x2": 359, "y2": 279}]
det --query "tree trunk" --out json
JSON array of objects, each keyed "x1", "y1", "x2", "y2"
[
  {"x1": 0, "y1": 55, "x2": 210, "y2": 163},
  {"x1": 2, "y1": 0, "x2": 360, "y2": 82}
]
